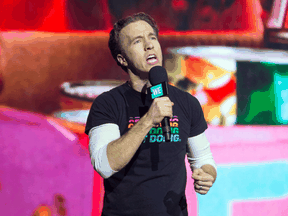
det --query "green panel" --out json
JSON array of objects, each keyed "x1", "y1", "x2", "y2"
[
  {"x1": 274, "y1": 73, "x2": 288, "y2": 124},
  {"x1": 236, "y1": 62, "x2": 283, "y2": 125}
]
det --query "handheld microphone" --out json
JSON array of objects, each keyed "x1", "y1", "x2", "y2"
[{"x1": 148, "y1": 66, "x2": 171, "y2": 142}]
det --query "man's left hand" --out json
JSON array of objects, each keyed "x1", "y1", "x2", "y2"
[{"x1": 192, "y1": 168, "x2": 214, "y2": 195}]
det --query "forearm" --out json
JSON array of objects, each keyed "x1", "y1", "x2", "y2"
[
  {"x1": 107, "y1": 113, "x2": 154, "y2": 171},
  {"x1": 187, "y1": 133, "x2": 217, "y2": 172},
  {"x1": 201, "y1": 164, "x2": 217, "y2": 183}
]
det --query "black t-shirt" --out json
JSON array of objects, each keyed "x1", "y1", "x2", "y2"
[{"x1": 85, "y1": 81, "x2": 207, "y2": 216}]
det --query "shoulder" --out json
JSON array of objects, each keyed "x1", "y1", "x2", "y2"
[
  {"x1": 168, "y1": 84, "x2": 187, "y2": 97},
  {"x1": 168, "y1": 84, "x2": 200, "y2": 105},
  {"x1": 93, "y1": 82, "x2": 128, "y2": 106},
  {"x1": 85, "y1": 82, "x2": 128, "y2": 135},
  {"x1": 168, "y1": 84, "x2": 206, "y2": 128}
]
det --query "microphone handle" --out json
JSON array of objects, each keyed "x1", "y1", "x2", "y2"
[{"x1": 162, "y1": 116, "x2": 171, "y2": 142}]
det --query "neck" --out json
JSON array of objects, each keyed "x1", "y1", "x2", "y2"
[{"x1": 127, "y1": 70, "x2": 152, "y2": 93}]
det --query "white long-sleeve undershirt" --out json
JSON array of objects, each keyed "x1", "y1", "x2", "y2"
[
  {"x1": 186, "y1": 132, "x2": 217, "y2": 172},
  {"x1": 88, "y1": 124, "x2": 119, "y2": 179},
  {"x1": 88, "y1": 123, "x2": 216, "y2": 179}
]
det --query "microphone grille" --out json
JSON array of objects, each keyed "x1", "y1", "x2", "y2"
[{"x1": 149, "y1": 66, "x2": 168, "y2": 85}]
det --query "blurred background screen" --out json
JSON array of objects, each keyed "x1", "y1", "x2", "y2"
[{"x1": 0, "y1": 0, "x2": 288, "y2": 216}]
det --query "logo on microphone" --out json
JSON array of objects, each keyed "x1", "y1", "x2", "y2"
[
  {"x1": 150, "y1": 84, "x2": 164, "y2": 99},
  {"x1": 148, "y1": 82, "x2": 168, "y2": 100}
]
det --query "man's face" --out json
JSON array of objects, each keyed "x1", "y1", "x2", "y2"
[{"x1": 117, "y1": 20, "x2": 163, "y2": 75}]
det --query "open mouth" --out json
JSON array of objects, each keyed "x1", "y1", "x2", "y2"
[{"x1": 146, "y1": 54, "x2": 158, "y2": 65}]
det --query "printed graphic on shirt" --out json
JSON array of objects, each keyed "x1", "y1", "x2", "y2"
[{"x1": 128, "y1": 116, "x2": 181, "y2": 143}]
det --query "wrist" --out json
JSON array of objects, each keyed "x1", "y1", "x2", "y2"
[{"x1": 142, "y1": 113, "x2": 155, "y2": 128}]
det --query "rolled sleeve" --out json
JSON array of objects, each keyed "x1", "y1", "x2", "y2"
[{"x1": 88, "y1": 123, "x2": 120, "y2": 178}]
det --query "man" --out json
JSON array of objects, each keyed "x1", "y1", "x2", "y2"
[{"x1": 85, "y1": 12, "x2": 217, "y2": 216}]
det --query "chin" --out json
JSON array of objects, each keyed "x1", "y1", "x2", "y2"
[{"x1": 148, "y1": 63, "x2": 162, "y2": 69}]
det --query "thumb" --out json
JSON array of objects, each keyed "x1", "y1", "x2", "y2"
[
  {"x1": 192, "y1": 168, "x2": 203, "y2": 179},
  {"x1": 193, "y1": 168, "x2": 204, "y2": 175}
]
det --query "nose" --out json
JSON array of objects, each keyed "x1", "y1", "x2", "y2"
[{"x1": 144, "y1": 39, "x2": 154, "y2": 51}]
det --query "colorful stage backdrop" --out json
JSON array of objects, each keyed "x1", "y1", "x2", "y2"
[{"x1": 0, "y1": 0, "x2": 288, "y2": 216}]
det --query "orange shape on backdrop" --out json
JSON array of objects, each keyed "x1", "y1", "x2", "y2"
[
  {"x1": 205, "y1": 78, "x2": 236, "y2": 103},
  {"x1": 32, "y1": 205, "x2": 52, "y2": 216},
  {"x1": 184, "y1": 57, "x2": 234, "y2": 87},
  {"x1": 183, "y1": 56, "x2": 237, "y2": 126}
]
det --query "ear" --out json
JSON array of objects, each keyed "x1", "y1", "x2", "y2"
[{"x1": 117, "y1": 54, "x2": 128, "y2": 67}]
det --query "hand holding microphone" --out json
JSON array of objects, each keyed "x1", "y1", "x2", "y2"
[
  {"x1": 147, "y1": 97, "x2": 174, "y2": 124},
  {"x1": 147, "y1": 66, "x2": 173, "y2": 142}
]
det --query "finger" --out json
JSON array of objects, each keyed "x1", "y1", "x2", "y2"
[
  {"x1": 160, "y1": 97, "x2": 174, "y2": 106},
  {"x1": 191, "y1": 168, "x2": 204, "y2": 177},
  {"x1": 194, "y1": 180, "x2": 213, "y2": 187},
  {"x1": 193, "y1": 176, "x2": 214, "y2": 182},
  {"x1": 191, "y1": 169, "x2": 200, "y2": 179},
  {"x1": 192, "y1": 172, "x2": 205, "y2": 181},
  {"x1": 199, "y1": 175, "x2": 214, "y2": 182},
  {"x1": 158, "y1": 102, "x2": 173, "y2": 110},
  {"x1": 194, "y1": 182, "x2": 211, "y2": 194},
  {"x1": 193, "y1": 168, "x2": 206, "y2": 175},
  {"x1": 194, "y1": 185, "x2": 209, "y2": 195},
  {"x1": 194, "y1": 184, "x2": 210, "y2": 192},
  {"x1": 195, "y1": 189, "x2": 208, "y2": 195},
  {"x1": 164, "y1": 103, "x2": 173, "y2": 108},
  {"x1": 159, "y1": 96, "x2": 170, "y2": 102},
  {"x1": 192, "y1": 172, "x2": 214, "y2": 182},
  {"x1": 191, "y1": 172, "x2": 200, "y2": 180}
]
